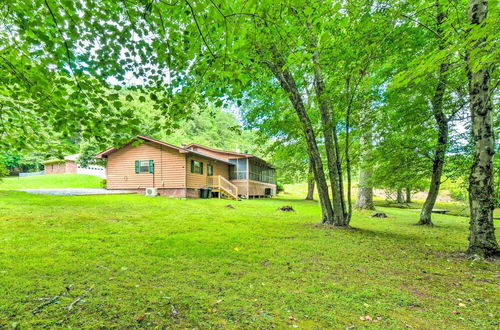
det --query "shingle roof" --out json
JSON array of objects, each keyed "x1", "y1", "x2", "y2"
[{"x1": 94, "y1": 135, "x2": 234, "y2": 165}]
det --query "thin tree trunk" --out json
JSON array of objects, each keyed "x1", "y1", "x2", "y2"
[
  {"x1": 405, "y1": 187, "x2": 412, "y2": 203},
  {"x1": 466, "y1": 0, "x2": 498, "y2": 257},
  {"x1": 306, "y1": 159, "x2": 315, "y2": 200},
  {"x1": 418, "y1": 79, "x2": 448, "y2": 225},
  {"x1": 356, "y1": 105, "x2": 374, "y2": 210},
  {"x1": 311, "y1": 49, "x2": 347, "y2": 226},
  {"x1": 265, "y1": 48, "x2": 335, "y2": 224},
  {"x1": 396, "y1": 189, "x2": 404, "y2": 204},
  {"x1": 345, "y1": 77, "x2": 353, "y2": 223},
  {"x1": 418, "y1": 2, "x2": 449, "y2": 226},
  {"x1": 332, "y1": 127, "x2": 347, "y2": 218}
]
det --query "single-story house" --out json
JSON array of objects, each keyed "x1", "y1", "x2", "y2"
[
  {"x1": 94, "y1": 135, "x2": 276, "y2": 199},
  {"x1": 41, "y1": 154, "x2": 106, "y2": 178}
]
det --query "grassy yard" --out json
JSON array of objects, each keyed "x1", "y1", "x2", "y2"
[
  {"x1": 373, "y1": 199, "x2": 478, "y2": 218},
  {"x1": 284, "y1": 183, "x2": 500, "y2": 218},
  {"x1": 0, "y1": 190, "x2": 498, "y2": 328},
  {"x1": 0, "y1": 174, "x2": 102, "y2": 189}
]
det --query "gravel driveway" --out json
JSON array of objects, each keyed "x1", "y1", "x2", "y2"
[{"x1": 9, "y1": 188, "x2": 136, "y2": 196}]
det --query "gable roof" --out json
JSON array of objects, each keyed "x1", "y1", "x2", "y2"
[{"x1": 94, "y1": 135, "x2": 233, "y2": 165}]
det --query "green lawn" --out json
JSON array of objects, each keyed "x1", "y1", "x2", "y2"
[
  {"x1": 373, "y1": 199, "x2": 479, "y2": 218},
  {"x1": 284, "y1": 183, "x2": 500, "y2": 218},
  {"x1": 0, "y1": 190, "x2": 498, "y2": 328},
  {"x1": 0, "y1": 174, "x2": 102, "y2": 189}
]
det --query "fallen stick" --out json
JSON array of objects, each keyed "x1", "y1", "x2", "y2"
[
  {"x1": 32, "y1": 284, "x2": 73, "y2": 315},
  {"x1": 66, "y1": 286, "x2": 94, "y2": 311}
]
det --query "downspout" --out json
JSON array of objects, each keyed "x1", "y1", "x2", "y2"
[
  {"x1": 247, "y1": 158, "x2": 250, "y2": 199},
  {"x1": 184, "y1": 156, "x2": 188, "y2": 198}
]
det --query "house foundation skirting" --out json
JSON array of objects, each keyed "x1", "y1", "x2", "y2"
[{"x1": 112, "y1": 188, "x2": 201, "y2": 198}]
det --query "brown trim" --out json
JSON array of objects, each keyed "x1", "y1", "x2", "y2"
[
  {"x1": 184, "y1": 150, "x2": 233, "y2": 165},
  {"x1": 184, "y1": 143, "x2": 251, "y2": 157}
]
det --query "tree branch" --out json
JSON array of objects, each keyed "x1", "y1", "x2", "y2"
[
  {"x1": 43, "y1": 0, "x2": 83, "y2": 91},
  {"x1": 401, "y1": 13, "x2": 442, "y2": 38},
  {"x1": 184, "y1": 0, "x2": 216, "y2": 60}
]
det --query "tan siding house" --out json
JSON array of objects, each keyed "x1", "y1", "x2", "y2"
[{"x1": 95, "y1": 135, "x2": 276, "y2": 199}]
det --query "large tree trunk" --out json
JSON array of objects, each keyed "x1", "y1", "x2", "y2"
[
  {"x1": 306, "y1": 159, "x2": 315, "y2": 200},
  {"x1": 466, "y1": 0, "x2": 498, "y2": 257},
  {"x1": 396, "y1": 189, "x2": 404, "y2": 204},
  {"x1": 418, "y1": 3, "x2": 449, "y2": 226},
  {"x1": 311, "y1": 50, "x2": 348, "y2": 226},
  {"x1": 266, "y1": 49, "x2": 335, "y2": 224},
  {"x1": 355, "y1": 108, "x2": 374, "y2": 210}
]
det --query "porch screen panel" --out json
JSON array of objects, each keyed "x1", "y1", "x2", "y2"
[{"x1": 229, "y1": 158, "x2": 247, "y2": 180}]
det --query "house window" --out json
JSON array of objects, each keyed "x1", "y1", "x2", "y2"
[
  {"x1": 191, "y1": 160, "x2": 203, "y2": 174},
  {"x1": 229, "y1": 158, "x2": 247, "y2": 180},
  {"x1": 135, "y1": 160, "x2": 154, "y2": 174},
  {"x1": 207, "y1": 164, "x2": 214, "y2": 176}
]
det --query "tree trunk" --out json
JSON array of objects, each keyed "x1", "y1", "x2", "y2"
[
  {"x1": 466, "y1": 0, "x2": 498, "y2": 257},
  {"x1": 396, "y1": 189, "x2": 404, "y2": 204},
  {"x1": 405, "y1": 187, "x2": 411, "y2": 203},
  {"x1": 355, "y1": 107, "x2": 374, "y2": 210},
  {"x1": 345, "y1": 76, "x2": 353, "y2": 223},
  {"x1": 311, "y1": 48, "x2": 348, "y2": 226},
  {"x1": 418, "y1": 75, "x2": 448, "y2": 225},
  {"x1": 265, "y1": 48, "x2": 335, "y2": 224},
  {"x1": 418, "y1": 3, "x2": 449, "y2": 226},
  {"x1": 306, "y1": 159, "x2": 315, "y2": 200}
]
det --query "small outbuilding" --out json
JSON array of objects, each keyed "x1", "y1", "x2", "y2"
[
  {"x1": 41, "y1": 154, "x2": 79, "y2": 175},
  {"x1": 41, "y1": 154, "x2": 106, "y2": 178}
]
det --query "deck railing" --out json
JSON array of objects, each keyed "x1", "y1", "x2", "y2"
[{"x1": 207, "y1": 175, "x2": 238, "y2": 198}]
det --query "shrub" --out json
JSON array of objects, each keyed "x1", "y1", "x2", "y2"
[
  {"x1": 449, "y1": 187, "x2": 468, "y2": 202},
  {"x1": 276, "y1": 183, "x2": 284, "y2": 194},
  {"x1": 0, "y1": 163, "x2": 8, "y2": 181},
  {"x1": 100, "y1": 179, "x2": 107, "y2": 188}
]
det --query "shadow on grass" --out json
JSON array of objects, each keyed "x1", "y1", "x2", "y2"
[{"x1": 304, "y1": 221, "x2": 441, "y2": 246}]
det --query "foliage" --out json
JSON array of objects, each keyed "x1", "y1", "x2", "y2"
[
  {"x1": 276, "y1": 183, "x2": 284, "y2": 194},
  {"x1": 77, "y1": 139, "x2": 106, "y2": 168},
  {"x1": 143, "y1": 103, "x2": 261, "y2": 155},
  {"x1": 0, "y1": 163, "x2": 8, "y2": 179},
  {"x1": 0, "y1": 151, "x2": 45, "y2": 174}
]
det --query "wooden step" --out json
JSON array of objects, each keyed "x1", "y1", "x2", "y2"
[{"x1": 219, "y1": 187, "x2": 239, "y2": 201}]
